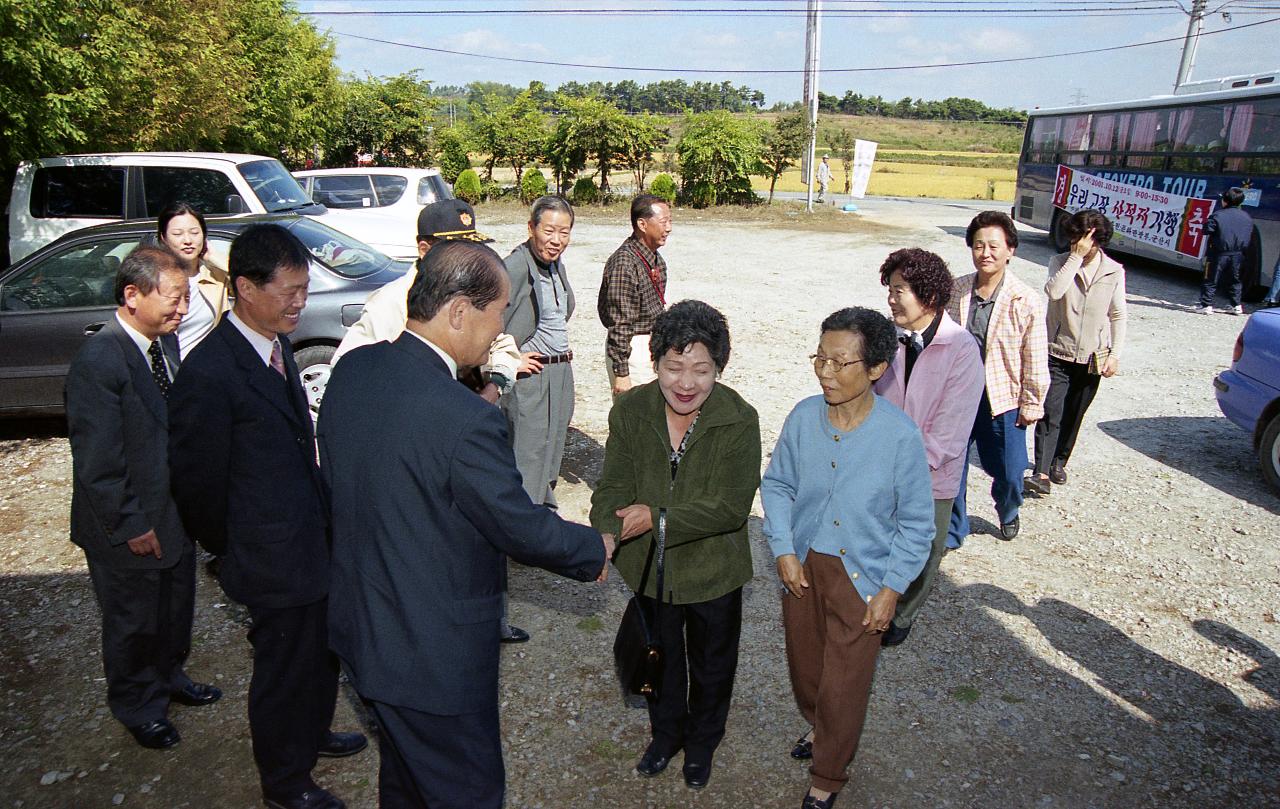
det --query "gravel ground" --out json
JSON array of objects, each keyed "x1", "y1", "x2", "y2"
[{"x1": 1, "y1": 198, "x2": 1277, "y2": 809}]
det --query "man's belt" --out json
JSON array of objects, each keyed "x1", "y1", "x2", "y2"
[{"x1": 538, "y1": 351, "x2": 574, "y2": 365}]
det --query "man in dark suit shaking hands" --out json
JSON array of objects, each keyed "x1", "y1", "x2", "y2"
[
  {"x1": 66, "y1": 245, "x2": 223, "y2": 751},
  {"x1": 318, "y1": 240, "x2": 612, "y2": 809},
  {"x1": 169, "y1": 225, "x2": 365, "y2": 809}
]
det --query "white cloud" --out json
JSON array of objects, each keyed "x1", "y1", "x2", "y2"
[{"x1": 453, "y1": 28, "x2": 551, "y2": 58}]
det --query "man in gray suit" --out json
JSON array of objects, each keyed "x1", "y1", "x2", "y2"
[{"x1": 66, "y1": 245, "x2": 222, "y2": 751}]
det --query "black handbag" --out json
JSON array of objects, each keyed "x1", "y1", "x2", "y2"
[{"x1": 613, "y1": 508, "x2": 667, "y2": 701}]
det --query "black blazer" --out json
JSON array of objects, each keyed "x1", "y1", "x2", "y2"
[
  {"x1": 318, "y1": 334, "x2": 604, "y2": 715},
  {"x1": 168, "y1": 317, "x2": 329, "y2": 609},
  {"x1": 66, "y1": 317, "x2": 188, "y2": 570}
]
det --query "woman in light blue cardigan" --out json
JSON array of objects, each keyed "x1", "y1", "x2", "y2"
[{"x1": 761, "y1": 307, "x2": 935, "y2": 809}]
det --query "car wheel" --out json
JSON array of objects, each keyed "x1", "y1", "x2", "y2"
[
  {"x1": 1261, "y1": 413, "x2": 1280, "y2": 494},
  {"x1": 1050, "y1": 209, "x2": 1072, "y2": 253},
  {"x1": 294, "y1": 344, "x2": 336, "y2": 420}
]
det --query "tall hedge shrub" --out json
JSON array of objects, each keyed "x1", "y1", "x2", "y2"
[
  {"x1": 572, "y1": 177, "x2": 599, "y2": 206},
  {"x1": 454, "y1": 168, "x2": 482, "y2": 204},
  {"x1": 437, "y1": 127, "x2": 471, "y2": 185}
]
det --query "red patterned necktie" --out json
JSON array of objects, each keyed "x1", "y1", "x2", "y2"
[{"x1": 269, "y1": 340, "x2": 286, "y2": 378}]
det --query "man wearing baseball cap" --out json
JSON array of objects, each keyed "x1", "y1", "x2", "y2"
[{"x1": 333, "y1": 201, "x2": 521, "y2": 398}]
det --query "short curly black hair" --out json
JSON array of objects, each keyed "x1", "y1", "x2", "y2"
[
  {"x1": 819, "y1": 307, "x2": 898, "y2": 368},
  {"x1": 965, "y1": 210, "x2": 1019, "y2": 249},
  {"x1": 650, "y1": 299, "x2": 731, "y2": 371},
  {"x1": 1064, "y1": 209, "x2": 1113, "y2": 247},
  {"x1": 878, "y1": 248, "x2": 953, "y2": 312}
]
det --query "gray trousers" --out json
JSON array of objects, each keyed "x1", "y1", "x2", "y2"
[
  {"x1": 891, "y1": 497, "x2": 954, "y2": 631},
  {"x1": 501, "y1": 362, "x2": 574, "y2": 507}
]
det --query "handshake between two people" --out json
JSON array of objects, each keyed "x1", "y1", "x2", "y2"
[{"x1": 596, "y1": 503, "x2": 654, "y2": 583}]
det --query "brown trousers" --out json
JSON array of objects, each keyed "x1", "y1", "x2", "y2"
[{"x1": 782, "y1": 551, "x2": 881, "y2": 793}]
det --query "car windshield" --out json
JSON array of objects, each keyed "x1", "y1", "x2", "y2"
[
  {"x1": 284, "y1": 218, "x2": 398, "y2": 279},
  {"x1": 239, "y1": 160, "x2": 316, "y2": 213},
  {"x1": 418, "y1": 175, "x2": 452, "y2": 205}
]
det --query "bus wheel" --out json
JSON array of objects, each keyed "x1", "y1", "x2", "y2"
[
  {"x1": 1241, "y1": 225, "x2": 1265, "y2": 303},
  {"x1": 1050, "y1": 210, "x2": 1072, "y2": 252}
]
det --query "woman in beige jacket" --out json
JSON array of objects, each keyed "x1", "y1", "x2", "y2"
[
  {"x1": 1028, "y1": 209, "x2": 1127, "y2": 494},
  {"x1": 158, "y1": 203, "x2": 231, "y2": 359}
]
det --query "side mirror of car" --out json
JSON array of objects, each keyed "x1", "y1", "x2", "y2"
[{"x1": 225, "y1": 194, "x2": 249, "y2": 214}]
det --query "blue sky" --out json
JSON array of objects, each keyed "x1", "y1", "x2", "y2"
[{"x1": 297, "y1": 1, "x2": 1278, "y2": 111}]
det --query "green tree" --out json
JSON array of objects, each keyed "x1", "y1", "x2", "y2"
[
  {"x1": 676, "y1": 110, "x2": 764, "y2": 207},
  {"x1": 760, "y1": 112, "x2": 811, "y2": 203},
  {"x1": 323, "y1": 72, "x2": 437, "y2": 167},
  {"x1": 546, "y1": 94, "x2": 629, "y2": 196},
  {"x1": 618, "y1": 114, "x2": 668, "y2": 193},
  {"x1": 436, "y1": 126, "x2": 471, "y2": 184},
  {"x1": 469, "y1": 83, "x2": 547, "y2": 181},
  {"x1": 825, "y1": 128, "x2": 855, "y2": 195}
]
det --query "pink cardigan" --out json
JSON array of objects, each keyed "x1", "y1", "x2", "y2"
[{"x1": 873, "y1": 311, "x2": 985, "y2": 500}]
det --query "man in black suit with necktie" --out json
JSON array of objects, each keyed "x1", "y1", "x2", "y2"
[
  {"x1": 66, "y1": 245, "x2": 222, "y2": 751},
  {"x1": 168, "y1": 225, "x2": 365, "y2": 809},
  {"x1": 318, "y1": 240, "x2": 612, "y2": 808}
]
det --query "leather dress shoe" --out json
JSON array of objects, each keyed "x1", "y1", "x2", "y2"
[
  {"x1": 171, "y1": 682, "x2": 222, "y2": 707},
  {"x1": 999, "y1": 516, "x2": 1020, "y2": 541},
  {"x1": 317, "y1": 731, "x2": 368, "y2": 758},
  {"x1": 682, "y1": 761, "x2": 711, "y2": 789},
  {"x1": 1023, "y1": 476, "x2": 1051, "y2": 496},
  {"x1": 880, "y1": 623, "x2": 911, "y2": 648},
  {"x1": 128, "y1": 718, "x2": 180, "y2": 750},
  {"x1": 790, "y1": 734, "x2": 813, "y2": 760},
  {"x1": 263, "y1": 788, "x2": 345, "y2": 809},
  {"x1": 1049, "y1": 460, "x2": 1067, "y2": 485},
  {"x1": 635, "y1": 742, "x2": 676, "y2": 777},
  {"x1": 500, "y1": 626, "x2": 531, "y2": 644},
  {"x1": 801, "y1": 790, "x2": 839, "y2": 809}
]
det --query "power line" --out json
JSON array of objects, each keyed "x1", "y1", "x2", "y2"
[
  {"x1": 325, "y1": 15, "x2": 1280, "y2": 73},
  {"x1": 306, "y1": 5, "x2": 1192, "y2": 14}
]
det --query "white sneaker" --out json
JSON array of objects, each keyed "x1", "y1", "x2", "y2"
[
  {"x1": 1195, "y1": 305, "x2": 1215, "y2": 314},
  {"x1": 1230, "y1": 305, "x2": 1244, "y2": 315}
]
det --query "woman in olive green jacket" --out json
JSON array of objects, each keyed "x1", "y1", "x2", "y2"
[{"x1": 591, "y1": 300, "x2": 761, "y2": 792}]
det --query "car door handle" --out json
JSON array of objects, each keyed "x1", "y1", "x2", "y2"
[{"x1": 83, "y1": 322, "x2": 106, "y2": 336}]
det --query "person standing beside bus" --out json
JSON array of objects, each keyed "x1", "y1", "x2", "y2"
[{"x1": 1196, "y1": 187, "x2": 1253, "y2": 315}]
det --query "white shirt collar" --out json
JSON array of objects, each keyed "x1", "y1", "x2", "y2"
[
  {"x1": 404, "y1": 330, "x2": 458, "y2": 378},
  {"x1": 227, "y1": 309, "x2": 278, "y2": 367},
  {"x1": 115, "y1": 312, "x2": 173, "y2": 379}
]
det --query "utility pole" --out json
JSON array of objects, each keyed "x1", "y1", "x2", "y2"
[
  {"x1": 802, "y1": 0, "x2": 822, "y2": 212},
  {"x1": 1175, "y1": 0, "x2": 1208, "y2": 89}
]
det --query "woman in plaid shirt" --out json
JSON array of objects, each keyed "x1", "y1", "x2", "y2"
[{"x1": 945, "y1": 211, "x2": 1049, "y2": 548}]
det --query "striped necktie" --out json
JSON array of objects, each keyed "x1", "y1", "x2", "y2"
[{"x1": 269, "y1": 340, "x2": 286, "y2": 378}]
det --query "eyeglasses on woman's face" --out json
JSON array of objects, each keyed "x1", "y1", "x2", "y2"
[{"x1": 809, "y1": 354, "x2": 865, "y2": 373}]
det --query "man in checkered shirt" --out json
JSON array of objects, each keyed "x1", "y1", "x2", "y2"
[{"x1": 598, "y1": 194, "x2": 673, "y2": 397}]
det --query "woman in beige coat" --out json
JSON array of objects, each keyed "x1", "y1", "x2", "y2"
[
  {"x1": 1028, "y1": 208, "x2": 1127, "y2": 494},
  {"x1": 157, "y1": 203, "x2": 231, "y2": 359}
]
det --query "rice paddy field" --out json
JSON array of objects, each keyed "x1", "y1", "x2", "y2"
[{"x1": 753, "y1": 151, "x2": 1018, "y2": 201}]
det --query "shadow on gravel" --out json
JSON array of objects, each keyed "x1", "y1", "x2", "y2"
[
  {"x1": 1096, "y1": 416, "x2": 1278, "y2": 514},
  {"x1": 559, "y1": 426, "x2": 604, "y2": 490}
]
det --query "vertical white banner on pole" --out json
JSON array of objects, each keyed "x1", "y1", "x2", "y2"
[{"x1": 850, "y1": 139, "x2": 877, "y2": 199}]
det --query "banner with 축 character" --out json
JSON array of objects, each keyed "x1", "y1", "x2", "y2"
[{"x1": 1052, "y1": 165, "x2": 1216, "y2": 259}]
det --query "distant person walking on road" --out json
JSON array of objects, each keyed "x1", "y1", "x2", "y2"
[
  {"x1": 1196, "y1": 187, "x2": 1254, "y2": 315},
  {"x1": 816, "y1": 156, "x2": 832, "y2": 203}
]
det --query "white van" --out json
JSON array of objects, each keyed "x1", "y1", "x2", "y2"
[{"x1": 7, "y1": 153, "x2": 404, "y2": 263}]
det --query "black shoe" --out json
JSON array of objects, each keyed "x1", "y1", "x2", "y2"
[
  {"x1": 999, "y1": 516, "x2": 1020, "y2": 541},
  {"x1": 263, "y1": 788, "x2": 345, "y2": 809},
  {"x1": 1048, "y1": 460, "x2": 1067, "y2": 485},
  {"x1": 500, "y1": 626, "x2": 530, "y2": 644},
  {"x1": 880, "y1": 623, "x2": 911, "y2": 648},
  {"x1": 790, "y1": 734, "x2": 813, "y2": 760},
  {"x1": 1023, "y1": 476, "x2": 1051, "y2": 496},
  {"x1": 317, "y1": 731, "x2": 368, "y2": 758},
  {"x1": 171, "y1": 682, "x2": 222, "y2": 707},
  {"x1": 205, "y1": 555, "x2": 222, "y2": 578},
  {"x1": 636, "y1": 741, "x2": 676, "y2": 777},
  {"x1": 682, "y1": 761, "x2": 711, "y2": 789},
  {"x1": 801, "y1": 791, "x2": 839, "y2": 809},
  {"x1": 127, "y1": 718, "x2": 180, "y2": 750}
]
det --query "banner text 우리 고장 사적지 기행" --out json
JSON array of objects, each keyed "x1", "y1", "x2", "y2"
[{"x1": 1052, "y1": 164, "x2": 1216, "y2": 259}]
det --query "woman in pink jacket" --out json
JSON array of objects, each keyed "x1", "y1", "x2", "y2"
[{"x1": 872, "y1": 248, "x2": 985, "y2": 647}]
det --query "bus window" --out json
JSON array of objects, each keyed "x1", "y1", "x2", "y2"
[
  {"x1": 1127, "y1": 110, "x2": 1165, "y2": 168},
  {"x1": 1061, "y1": 115, "x2": 1090, "y2": 165},
  {"x1": 1028, "y1": 116, "x2": 1061, "y2": 163},
  {"x1": 1088, "y1": 112, "x2": 1131, "y2": 166},
  {"x1": 1169, "y1": 105, "x2": 1229, "y2": 172},
  {"x1": 1226, "y1": 97, "x2": 1280, "y2": 173}
]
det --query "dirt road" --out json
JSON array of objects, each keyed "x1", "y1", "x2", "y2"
[{"x1": 2, "y1": 198, "x2": 1276, "y2": 808}]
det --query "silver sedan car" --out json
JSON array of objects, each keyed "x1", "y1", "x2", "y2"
[{"x1": 0, "y1": 213, "x2": 409, "y2": 418}]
